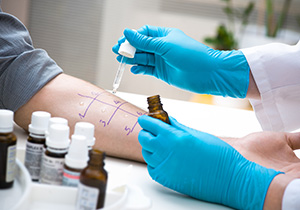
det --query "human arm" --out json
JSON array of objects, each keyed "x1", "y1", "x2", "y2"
[
  {"x1": 264, "y1": 174, "x2": 295, "y2": 210},
  {"x1": 241, "y1": 41, "x2": 300, "y2": 131},
  {"x1": 14, "y1": 73, "x2": 145, "y2": 161},
  {"x1": 222, "y1": 131, "x2": 300, "y2": 209},
  {"x1": 0, "y1": 8, "x2": 145, "y2": 162},
  {"x1": 246, "y1": 70, "x2": 260, "y2": 99}
]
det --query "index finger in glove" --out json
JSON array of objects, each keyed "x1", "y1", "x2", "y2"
[
  {"x1": 139, "y1": 129, "x2": 157, "y2": 153},
  {"x1": 116, "y1": 52, "x2": 155, "y2": 67},
  {"x1": 138, "y1": 115, "x2": 173, "y2": 136},
  {"x1": 112, "y1": 35, "x2": 146, "y2": 55},
  {"x1": 142, "y1": 149, "x2": 162, "y2": 168},
  {"x1": 136, "y1": 25, "x2": 170, "y2": 37}
]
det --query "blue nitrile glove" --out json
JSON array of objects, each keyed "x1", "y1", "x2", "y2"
[
  {"x1": 112, "y1": 25, "x2": 250, "y2": 98},
  {"x1": 138, "y1": 115, "x2": 282, "y2": 210}
]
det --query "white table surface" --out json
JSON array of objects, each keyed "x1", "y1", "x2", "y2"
[{"x1": 15, "y1": 91, "x2": 264, "y2": 210}]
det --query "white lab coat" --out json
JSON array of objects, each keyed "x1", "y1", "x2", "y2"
[{"x1": 241, "y1": 40, "x2": 300, "y2": 210}]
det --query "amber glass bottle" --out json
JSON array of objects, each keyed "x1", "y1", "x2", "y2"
[
  {"x1": 0, "y1": 110, "x2": 17, "y2": 189},
  {"x1": 147, "y1": 95, "x2": 170, "y2": 124},
  {"x1": 76, "y1": 149, "x2": 108, "y2": 210}
]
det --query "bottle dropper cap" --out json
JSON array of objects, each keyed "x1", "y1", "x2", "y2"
[
  {"x1": 29, "y1": 111, "x2": 51, "y2": 135},
  {"x1": 118, "y1": 40, "x2": 136, "y2": 58},
  {"x1": 0, "y1": 109, "x2": 14, "y2": 133},
  {"x1": 74, "y1": 122, "x2": 95, "y2": 148},
  {"x1": 65, "y1": 135, "x2": 89, "y2": 169},
  {"x1": 46, "y1": 124, "x2": 70, "y2": 149}
]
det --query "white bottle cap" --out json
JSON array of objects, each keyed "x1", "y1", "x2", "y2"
[
  {"x1": 28, "y1": 111, "x2": 51, "y2": 135},
  {"x1": 74, "y1": 122, "x2": 95, "y2": 148},
  {"x1": 46, "y1": 117, "x2": 68, "y2": 137},
  {"x1": 46, "y1": 124, "x2": 70, "y2": 149},
  {"x1": 118, "y1": 40, "x2": 136, "y2": 58},
  {"x1": 48, "y1": 117, "x2": 68, "y2": 128},
  {"x1": 0, "y1": 109, "x2": 14, "y2": 133},
  {"x1": 65, "y1": 135, "x2": 89, "y2": 169}
]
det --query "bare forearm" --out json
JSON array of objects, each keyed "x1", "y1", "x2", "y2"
[
  {"x1": 246, "y1": 70, "x2": 260, "y2": 100},
  {"x1": 264, "y1": 174, "x2": 294, "y2": 210},
  {"x1": 15, "y1": 73, "x2": 145, "y2": 162}
]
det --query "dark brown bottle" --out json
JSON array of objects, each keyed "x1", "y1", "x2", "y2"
[
  {"x1": 0, "y1": 110, "x2": 17, "y2": 189},
  {"x1": 147, "y1": 95, "x2": 170, "y2": 124},
  {"x1": 76, "y1": 149, "x2": 108, "y2": 210}
]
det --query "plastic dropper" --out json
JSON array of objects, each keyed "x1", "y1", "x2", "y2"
[
  {"x1": 112, "y1": 39, "x2": 136, "y2": 94},
  {"x1": 112, "y1": 56, "x2": 126, "y2": 94}
]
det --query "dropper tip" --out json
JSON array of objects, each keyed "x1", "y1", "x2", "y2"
[{"x1": 112, "y1": 89, "x2": 117, "y2": 94}]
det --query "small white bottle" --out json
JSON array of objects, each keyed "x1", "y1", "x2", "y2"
[
  {"x1": 74, "y1": 122, "x2": 95, "y2": 155},
  {"x1": 24, "y1": 111, "x2": 51, "y2": 181},
  {"x1": 62, "y1": 134, "x2": 89, "y2": 187},
  {"x1": 40, "y1": 124, "x2": 70, "y2": 185}
]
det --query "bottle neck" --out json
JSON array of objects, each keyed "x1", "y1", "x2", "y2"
[
  {"x1": 47, "y1": 146, "x2": 68, "y2": 154},
  {"x1": 147, "y1": 95, "x2": 164, "y2": 112},
  {"x1": 88, "y1": 158, "x2": 104, "y2": 168},
  {"x1": 88, "y1": 150, "x2": 105, "y2": 168},
  {"x1": 148, "y1": 104, "x2": 163, "y2": 112},
  {"x1": 29, "y1": 132, "x2": 46, "y2": 139}
]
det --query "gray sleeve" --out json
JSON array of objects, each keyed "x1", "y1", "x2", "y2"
[{"x1": 0, "y1": 10, "x2": 63, "y2": 111}]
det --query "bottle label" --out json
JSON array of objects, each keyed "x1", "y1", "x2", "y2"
[
  {"x1": 24, "y1": 141, "x2": 44, "y2": 180},
  {"x1": 62, "y1": 168, "x2": 80, "y2": 187},
  {"x1": 39, "y1": 154, "x2": 64, "y2": 185},
  {"x1": 6, "y1": 145, "x2": 16, "y2": 182},
  {"x1": 76, "y1": 182, "x2": 99, "y2": 210}
]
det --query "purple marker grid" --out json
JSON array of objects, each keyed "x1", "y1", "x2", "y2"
[{"x1": 78, "y1": 91, "x2": 145, "y2": 135}]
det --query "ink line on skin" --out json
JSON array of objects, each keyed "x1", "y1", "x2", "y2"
[
  {"x1": 77, "y1": 91, "x2": 147, "y2": 135},
  {"x1": 78, "y1": 92, "x2": 140, "y2": 118},
  {"x1": 78, "y1": 92, "x2": 104, "y2": 119},
  {"x1": 125, "y1": 121, "x2": 139, "y2": 135}
]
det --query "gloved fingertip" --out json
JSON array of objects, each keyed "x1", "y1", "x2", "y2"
[
  {"x1": 138, "y1": 114, "x2": 149, "y2": 122},
  {"x1": 168, "y1": 116, "x2": 176, "y2": 122},
  {"x1": 138, "y1": 129, "x2": 147, "y2": 142},
  {"x1": 168, "y1": 116, "x2": 179, "y2": 125},
  {"x1": 168, "y1": 116, "x2": 185, "y2": 130},
  {"x1": 124, "y1": 28, "x2": 139, "y2": 44},
  {"x1": 117, "y1": 35, "x2": 126, "y2": 44},
  {"x1": 116, "y1": 55, "x2": 122, "y2": 62},
  {"x1": 124, "y1": 28, "x2": 135, "y2": 36},
  {"x1": 130, "y1": 66, "x2": 139, "y2": 74},
  {"x1": 112, "y1": 44, "x2": 120, "y2": 54},
  {"x1": 138, "y1": 115, "x2": 156, "y2": 128}
]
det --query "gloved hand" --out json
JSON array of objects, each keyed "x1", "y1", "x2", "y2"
[
  {"x1": 112, "y1": 25, "x2": 250, "y2": 98},
  {"x1": 138, "y1": 115, "x2": 282, "y2": 210}
]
